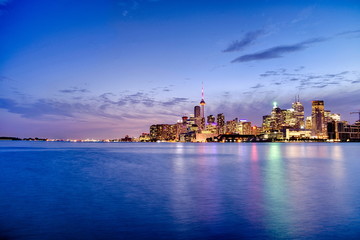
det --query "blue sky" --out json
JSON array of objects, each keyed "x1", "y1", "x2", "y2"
[{"x1": 0, "y1": 0, "x2": 359, "y2": 139}]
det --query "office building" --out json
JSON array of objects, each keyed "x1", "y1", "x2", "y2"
[{"x1": 311, "y1": 100, "x2": 326, "y2": 138}]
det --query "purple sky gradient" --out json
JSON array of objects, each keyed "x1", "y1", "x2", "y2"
[{"x1": 0, "y1": 0, "x2": 359, "y2": 139}]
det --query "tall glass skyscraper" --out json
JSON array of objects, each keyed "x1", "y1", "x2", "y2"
[{"x1": 312, "y1": 100, "x2": 325, "y2": 138}]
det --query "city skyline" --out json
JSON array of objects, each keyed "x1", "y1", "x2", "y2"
[{"x1": 1, "y1": 0, "x2": 359, "y2": 139}]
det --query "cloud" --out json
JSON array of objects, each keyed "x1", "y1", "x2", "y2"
[
  {"x1": 222, "y1": 30, "x2": 264, "y2": 53},
  {"x1": 294, "y1": 66, "x2": 305, "y2": 72},
  {"x1": 337, "y1": 29, "x2": 360, "y2": 38},
  {"x1": 0, "y1": 76, "x2": 13, "y2": 82},
  {"x1": 231, "y1": 37, "x2": 326, "y2": 63},
  {"x1": 0, "y1": 97, "x2": 92, "y2": 119},
  {"x1": 59, "y1": 87, "x2": 89, "y2": 94},
  {"x1": 256, "y1": 68, "x2": 358, "y2": 92},
  {"x1": 251, "y1": 84, "x2": 264, "y2": 89},
  {"x1": 161, "y1": 97, "x2": 189, "y2": 106}
]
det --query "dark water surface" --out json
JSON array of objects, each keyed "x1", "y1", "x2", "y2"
[{"x1": 0, "y1": 141, "x2": 360, "y2": 239}]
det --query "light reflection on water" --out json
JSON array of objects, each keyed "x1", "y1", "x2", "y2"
[{"x1": 0, "y1": 142, "x2": 360, "y2": 239}]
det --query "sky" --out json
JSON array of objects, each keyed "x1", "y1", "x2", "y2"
[{"x1": 0, "y1": 0, "x2": 359, "y2": 139}]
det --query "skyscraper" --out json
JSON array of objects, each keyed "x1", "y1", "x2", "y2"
[
  {"x1": 217, "y1": 113, "x2": 225, "y2": 134},
  {"x1": 194, "y1": 105, "x2": 201, "y2": 127},
  {"x1": 194, "y1": 106, "x2": 200, "y2": 118},
  {"x1": 292, "y1": 96, "x2": 305, "y2": 129},
  {"x1": 311, "y1": 100, "x2": 326, "y2": 138}
]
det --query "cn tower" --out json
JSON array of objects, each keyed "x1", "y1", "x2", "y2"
[{"x1": 200, "y1": 83, "x2": 206, "y2": 119}]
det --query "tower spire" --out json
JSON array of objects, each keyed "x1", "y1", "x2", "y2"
[
  {"x1": 201, "y1": 81, "x2": 204, "y2": 100},
  {"x1": 199, "y1": 82, "x2": 206, "y2": 120}
]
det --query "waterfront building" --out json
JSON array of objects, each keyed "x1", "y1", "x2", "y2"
[
  {"x1": 241, "y1": 121, "x2": 252, "y2": 135},
  {"x1": 305, "y1": 116, "x2": 312, "y2": 130},
  {"x1": 283, "y1": 108, "x2": 296, "y2": 128},
  {"x1": 327, "y1": 121, "x2": 360, "y2": 141},
  {"x1": 138, "y1": 133, "x2": 151, "y2": 142},
  {"x1": 262, "y1": 115, "x2": 272, "y2": 132},
  {"x1": 217, "y1": 113, "x2": 225, "y2": 135},
  {"x1": 194, "y1": 106, "x2": 200, "y2": 118},
  {"x1": 325, "y1": 110, "x2": 341, "y2": 123},
  {"x1": 205, "y1": 123, "x2": 217, "y2": 134},
  {"x1": 285, "y1": 129, "x2": 311, "y2": 140},
  {"x1": 292, "y1": 97, "x2": 305, "y2": 128},
  {"x1": 226, "y1": 119, "x2": 238, "y2": 134},
  {"x1": 311, "y1": 100, "x2": 326, "y2": 138},
  {"x1": 262, "y1": 102, "x2": 285, "y2": 132},
  {"x1": 194, "y1": 106, "x2": 201, "y2": 127},
  {"x1": 271, "y1": 103, "x2": 285, "y2": 130},
  {"x1": 150, "y1": 124, "x2": 178, "y2": 141}
]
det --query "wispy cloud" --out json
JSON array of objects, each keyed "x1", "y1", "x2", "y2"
[
  {"x1": 0, "y1": 97, "x2": 92, "y2": 119},
  {"x1": 59, "y1": 87, "x2": 89, "y2": 94},
  {"x1": 223, "y1": 30, "x2": 264, "y2": 53},
  {"x1": 251, "y1": 84, "x2": 264, "y2": 89},
  {"x1": 161, "y1": 97, "x2": 189, "y2": 106},
  {"x1": 336, "y1": 29, "x2": 360, "y2": 38},
  {"x1": 0, "y1": 87, "x2": 191, "y2": 123},
  {"x1": 258, "y1": 68, "x2": 357, "y2": 90},
  {"x1": 231, "y1": 37, "x2": 326, "y2": 63}
]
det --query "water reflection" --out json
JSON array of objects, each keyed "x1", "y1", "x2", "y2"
[
  {"x1": 171, "y1": 144, "x2": 222, "y2": 228},
  {"x1": 247, "y1": 144, "x2": 264, "y2": 226},
  {"x1": 264, "y1": 143, "x2": 292, "y2": 238},
  {"x1": 1, "y1": 142, "x2": 359, "y2": 239},
  {"x1": 331, "y1": 145, "x2": 344, "y2": 179}
]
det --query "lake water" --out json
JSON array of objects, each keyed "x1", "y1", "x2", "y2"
[{"x1": 0, "y1": 141, "x2": 360, "y2": 239}]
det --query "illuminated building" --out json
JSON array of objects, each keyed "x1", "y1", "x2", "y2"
[
  {"x1": 327, "y1": 121, "x2": 360, "y2": 141},
  {"x1": 194, "y1": 106, "x2": 200, "y2": 118},
  {"x1": 271, "y1": 102, "x2": 284, "y2": 130},
  {"x1": 139, "y1": 133, "x2": 151, "y2": 142},
  {"x1": 292, "y1": 97, "x2": 305, "y2": 128},
  {"x1": 205, "y1": 123, "x2": 217, "y2": 134},
  {"x1": 305, "y1": 116, "x2": 312, "y2": 129},
  {"x1": 150, "y1": 124, "x2": 178, "y2": 141},
  {"x1": 252, "y1": 126, "x2": 261, "y2": 135},
  {"x1": 217, "y1": 113, "x2": 225, "y2": 134},
  {"x1": 263, "y1": 99, "x2": 305, "y2": 133},
  {"x1": 194, "y1": 106, "x2": 201, "y2": 127},
  {"x1": 262, "y1": 115, "x2": 272, "y2": 132},
  {"x1": 176, "y1": 118, "x2": 188, "y2": 139},
  {"x1": 283, "y1": 108, "x2": 296, "y2": 127},
  {"x1": 325, "y1": 110, "x2": 341, "y2": 123},
  {"x1": 262, "y1": 102, "x2": 284, "y2": 132},
  {"x1": 207, "y1": 115, "x2": 215, "y2": 124},
  {"x1": 226, "y1": 119, "x2": 238, "y2": 133},
  {"x1": 311, "y1": 100, "x2": 326, "y2": 138},
  {"x1": 285, "y1": 129, "x2": 311, "y2": 140},
  {"x1": 241, "y1": 121, "x2": 252, "y2": 135}
]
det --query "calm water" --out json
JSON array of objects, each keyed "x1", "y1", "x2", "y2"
[{"x1": 0, "y1": 141, "x2": 360, "y2": 240}]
